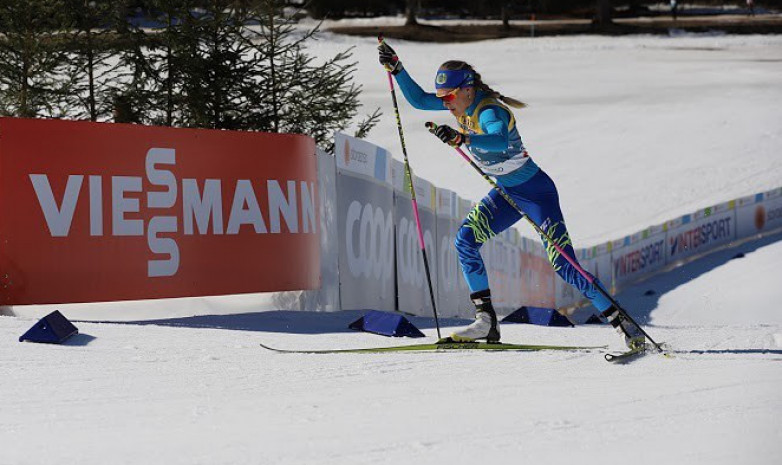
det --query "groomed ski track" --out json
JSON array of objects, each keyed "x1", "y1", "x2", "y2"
[{"x1": 2, "y1": 232, "x2": 781, "y2": 465}]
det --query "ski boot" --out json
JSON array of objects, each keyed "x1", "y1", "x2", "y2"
[
  {"x1": 448, "y1": 290, "x2": 501, "y2": 343},
  {"x1": 601, "y1": 305, "x2": 645, "y2": 349}
]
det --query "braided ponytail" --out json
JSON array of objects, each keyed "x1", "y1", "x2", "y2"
[{"x1": 440, "y1": 60, "x2": 527, "y2": 109}]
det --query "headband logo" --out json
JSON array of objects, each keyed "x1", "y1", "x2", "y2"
[{"x1": 436, "y1": 72, "x2": 448, "y2": 85}]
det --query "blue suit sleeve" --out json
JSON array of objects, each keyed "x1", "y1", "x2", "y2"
[
  {"x1": 469, "y1": 107, "x2": 511, "y2": 153},
  {"x1": 394, "y1": 69, "x2": 446, "y2": 111}
]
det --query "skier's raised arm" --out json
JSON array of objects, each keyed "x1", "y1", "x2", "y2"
[{"x1": 378, "y1": 41, "x2": 445, "y2": 111}]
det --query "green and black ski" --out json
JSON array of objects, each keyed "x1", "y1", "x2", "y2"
[
  {"x1": 604, "y1": 343, "x2": 669, "y2": 363},
  {"x1": 604, "y1": 346, "x2": 647, "y2": 363},
  {"x1": 260, "y1": 340, "x2": 607, "y2": 354}
]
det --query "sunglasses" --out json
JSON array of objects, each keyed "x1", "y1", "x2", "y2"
[{"x1": 439, "y1": 88, "x2": 461, "y2": 103}]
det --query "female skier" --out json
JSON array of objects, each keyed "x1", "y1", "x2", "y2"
[{"x1": 378, "y1": 41, "x2": 644, "y2": 348}]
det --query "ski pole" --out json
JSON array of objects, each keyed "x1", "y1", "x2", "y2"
[
  {"x1": 425, "y1": 122, "x2": 662, "y2": 352},
  {"x1": 379, "y1": 35, "x2": 442, "y2": 339}
]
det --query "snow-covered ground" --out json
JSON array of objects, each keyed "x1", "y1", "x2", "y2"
[
  {"x1": 1, "y1": 33, "x2": 782, "y2": 465},
  {"x1": 1, "y1": 232, "x2": 781, "y2": 465}
]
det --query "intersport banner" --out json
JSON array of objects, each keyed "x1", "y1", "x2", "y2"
[
  {"x1": 611, "y1": 224, "x2": 667, "y2": 289},
  {"x1": 0, "y1": 118, "x2": 319, "y2": 304},
  {"x1": 455, "y1": 197, "x2": 475, "y2": 315},
  {"x1": 666, "y1": 202, "x2": 736, "y2": 263}
]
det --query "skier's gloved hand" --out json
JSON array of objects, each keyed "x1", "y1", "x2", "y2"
[
  {"x1": 433, "y1": 124, "x2": 464, "y2": 147},
  {"x1": 378, "y1": 41, "x2": 403, "y2": 75}
]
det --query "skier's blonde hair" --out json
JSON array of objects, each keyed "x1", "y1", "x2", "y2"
[{"x1": 440, "y1": 60, "x2": 527, "y2": 109}]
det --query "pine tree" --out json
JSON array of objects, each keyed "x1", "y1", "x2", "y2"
[
  {"x1": 0, "y1": 0, "x2": 70, "y2": 117},
  {"x1": 172, "y1": 1, "x2": 263, "y2": 129},
  {"x1": 115, "y1": 0, "x2": 380, "y2": 148},
  {"x1": 113, "y1": 0, "x2": 183, "y2": 125},
  {"x1": 244, "y1": 0, "x2": 380, "y2": 149},
  {"x1": 60, "y1": 0, "x2": 121, "y2": 121},
  {"x1": 0, "y1": 0, "x2": 380, "y2": 147}
]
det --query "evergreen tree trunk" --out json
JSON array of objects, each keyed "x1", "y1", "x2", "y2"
[
  {"x1": 405, "y1": 0, "x2": 418, "y2": 26},
  {"x1": 628, "y1": 0, "x2": 641, "y2": 16},
  {"x1": 165, "y1": 5, "x2": 174, "y2": 127},
  {"x1": 0, "y1": 0, "x2": 68, "y2": 118},
  {"x1": 21, "y1": 52, "x2": 31, "y2": 117},
  {"x1": 86, "y1": 28, "x2": 96, "y2": 120},
  {"x1": 268, "y1": 5, "x2": 278, "y2": 132},
  {"x1": 59, "y1": 0, "x2": 122, "y2": 122},
  {"x1": 595, "y1": 0, "x2": 613, "y2": 28}
]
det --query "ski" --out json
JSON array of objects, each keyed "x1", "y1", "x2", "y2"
[
  {"x1": 260, "y1": 341, "x2": 607, "y2": 354},
  {"x1": 604, "y1": 342, "x2": 668, "y2": 363},
  {"x1": 604, "y1": 346, "x2": 646, "y2": 363}
]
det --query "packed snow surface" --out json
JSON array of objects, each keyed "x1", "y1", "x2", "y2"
[{"x1": 2, "y1": 33, "x2": 782, "y2": 465}]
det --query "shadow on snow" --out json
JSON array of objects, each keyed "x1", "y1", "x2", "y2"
[
  {"x1": 88, "y1": 232, "x2": 782, "y2": 336},
  {"x1": 575, "y1": 230, "x2": 782, "y2": 326},
  {"x1": 85, "y1": 309, "x2": 470, "y2": 336}
]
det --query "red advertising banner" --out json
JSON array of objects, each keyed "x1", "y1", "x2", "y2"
[{"x1": 0, "y1": 118, "x2": 319, "y2": 304}]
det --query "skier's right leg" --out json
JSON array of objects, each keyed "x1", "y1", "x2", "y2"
[
  {"x1": 600, "y1": 306, "x2": 646, "y2": 349},
  {"x1": 450, "y1": 190, "x2": 522, "y2": 343},
  {"x1": 516, "y1": 169, "x2": 646, "y2": 350}
]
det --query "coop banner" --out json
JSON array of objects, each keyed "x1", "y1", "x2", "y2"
[
  {"x1": 393, "y1": 159, "x2": 438, "y2": 317},
  {"x1": 455, "y1": 197, "x2": 476, "y2": 316},
  {"x1": 334, "y1": 133, "x2": 395, "y2": 311},
  {"x1": 435, "y1": 189, "x2": 464, "y2": 317},
  {"x1": 0, "y1": 117, "x2": 319, "y2": 305}
]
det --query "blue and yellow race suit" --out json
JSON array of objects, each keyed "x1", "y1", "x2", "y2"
[{"x1": 394, "y1": 68, "x2": 613, "y2": 312}]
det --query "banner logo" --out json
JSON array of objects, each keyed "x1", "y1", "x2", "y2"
[
  {"x1": 755, "y1": 205, "x2": 766, "y2": 230},
  {"x1": 30, "y1": 148, "x2": 317, "y2": 278},
  {"x1": 345, "y1": 200, "x2": 394, "y2": 280},
  {"x1": 614, "y1": 240, "x2": 664, "y2": 278},
  {"x1": 669, "y1": 217, "x2": 732, "y2": 258},
  {"x1": 767, "y1": 205, "x2": 782, "y2": 226},
  {"x1": 397, "y1": 216, "x2": 435, "y2": 287}
]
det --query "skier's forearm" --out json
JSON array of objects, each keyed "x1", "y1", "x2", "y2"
[{"x1": 395, "y1": 69, "x2": 446, "y2": 111}]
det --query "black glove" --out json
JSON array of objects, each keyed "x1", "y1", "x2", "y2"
[
  {"x1": 378, "y1": 41, "x2": 403, "y2": 75},
  {"x1": 433, "y1": 124, "x2": 464, "y2": 146}
]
